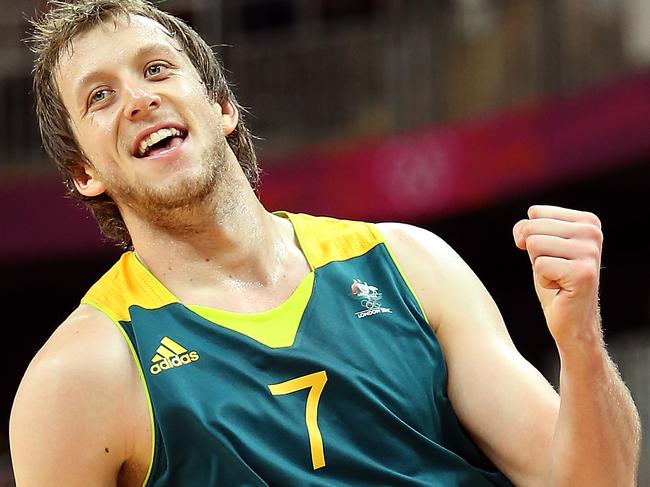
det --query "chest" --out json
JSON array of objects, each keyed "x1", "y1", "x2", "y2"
[{"x1": 122, "y1": 254, "x2": 448, "y2": 485}]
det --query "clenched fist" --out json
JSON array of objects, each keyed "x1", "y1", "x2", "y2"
[{"x1": 513, "y1": 205, "x2": 603, "y2": 348}]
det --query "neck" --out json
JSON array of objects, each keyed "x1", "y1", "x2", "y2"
[{"x1": 122, "y1": 164, "x2": 306, "y2": 303}]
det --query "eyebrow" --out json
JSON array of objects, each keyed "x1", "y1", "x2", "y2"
[{"x1": 74, "y1": 42, "x2": 182, "y2": 103}]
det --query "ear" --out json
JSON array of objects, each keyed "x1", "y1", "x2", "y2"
[
  {"x1": 72, "y1": 163, "x2": 107, "y2": 197},
  {"x1": 220, "y1": 99, "x2": 239, "y2": 136}
]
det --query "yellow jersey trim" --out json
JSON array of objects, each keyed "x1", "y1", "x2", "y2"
[
  {"x1": 81, "y1": 253, "x2": 173, "y2": 481},
  {"x1": 81, "y1": 252, "x2": 177, "y2": 324},
  {"x1": 276, "y1": 212, "x2": 384, "y2": 270},
  {"x1": 113, "y1": 323, "x2": 157, "y2": 487},
  {"x1": 81, "y1": 213, "x2": 388, "y2": 349},
  {"x1": 380, "y1": 234, "x2": 430, "y2": 325},
  {"x1": 187, "y1": 272, "x2": 315, "y2": 348},
  {"x1": 81, "y1": 213, "x2": 384, "y2": 324}
]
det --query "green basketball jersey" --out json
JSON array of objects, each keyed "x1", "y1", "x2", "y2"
[{"x1": 82, "y1": 213, "x2": 514, "y2": 487}]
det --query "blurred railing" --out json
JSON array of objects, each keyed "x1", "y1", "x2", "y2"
[
  {"x1": 0, "y1": 76, "x2": 42, "y2": 164},
  {"x1": 1, "y1": 0, "x2": 647, "y2": 169}
]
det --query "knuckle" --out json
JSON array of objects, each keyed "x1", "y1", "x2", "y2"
[
  {"x1": 594, "y1": 227, "x2": 604, "y2": 245},
  {"x1": 585, "y1": 242, "x2": 601, "y2": 260},
  {"x1": 580, "y1": 222, "x2": 603, "y2": 244},
  {"x1": 583, "y1": 211, "x2": 601, "y2": 229},
  {"x1": 575, "y1": 261, "x2": 598, "y2": 283},
  {"x1": 533, "y1": 255, "x2": 549, "y2": 273},
  {"x1": 525, "y1": 234, "x2": 540, "y2": 251}
]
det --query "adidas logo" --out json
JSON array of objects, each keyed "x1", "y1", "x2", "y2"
[{"x1": 150, "y1": 336, "x2": 200, "y2": 375}]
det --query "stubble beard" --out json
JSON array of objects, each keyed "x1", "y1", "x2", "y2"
[{"x1": 108, "y1": 134, "x2": 229, "y2": 235}]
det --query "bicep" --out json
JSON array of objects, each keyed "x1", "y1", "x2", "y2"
[
  {"x1": 380, "y1": 222, "x2": 559, "y2": 486},
  {"x1": 439, "y1": 301, "x2": 559, "y2": 485}
]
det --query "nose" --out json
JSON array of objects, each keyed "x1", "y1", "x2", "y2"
[{"x1": 122, "y1": 79, "x2": 161, "y2": 121}]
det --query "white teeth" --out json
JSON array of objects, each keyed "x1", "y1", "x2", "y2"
[{"x1": 138, "y1": 127, "x2": 183, "y2": 156}]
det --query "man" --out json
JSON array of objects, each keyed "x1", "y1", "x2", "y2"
[{"x1": 10, "y1": 1, "x2": 640, "y2": 486}]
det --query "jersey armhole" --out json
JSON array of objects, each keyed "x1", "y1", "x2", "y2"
[
  {"x1": 372, "y1": 226, "x2": 432, "y2": 326},
  {"x1": 80, "y1": 300, "x2": 157, "y2": 487}
]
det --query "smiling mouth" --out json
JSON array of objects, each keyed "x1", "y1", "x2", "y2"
[{"x1": 136, "y1": 127, "x2": 188, "y2": 158}]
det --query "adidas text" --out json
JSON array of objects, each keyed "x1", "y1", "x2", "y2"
[{"x1": 150, "y1": 351, "x2": 200, "y2": 375}]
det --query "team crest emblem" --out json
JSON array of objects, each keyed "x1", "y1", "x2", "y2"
[{"x1": 350, "y1": 279, "x2": 392, "y2": 318}]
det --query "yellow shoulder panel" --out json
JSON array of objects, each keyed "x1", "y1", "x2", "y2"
[
  {"x1": 279, "y1": 212, "x2": 385, "y2": 269},
  {"x1": 81, "y1": 252, "x2": 177, "y2": 323}
]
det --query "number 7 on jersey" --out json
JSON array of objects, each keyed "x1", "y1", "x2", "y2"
[{"x1": 268, "y1": 370, "x2": 328, "y2": 469}]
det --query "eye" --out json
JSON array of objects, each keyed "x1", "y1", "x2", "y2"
[
  {"x1": 145, "y1": 63, "x2": 168, "y2": 78},
  {"x1": 88, "y1": 88, "x2": 113, "y2": 107}
]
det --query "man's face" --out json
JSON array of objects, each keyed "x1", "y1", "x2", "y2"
[{"x1": 56, "y1": 15, "x2": 234, "y2": 214}]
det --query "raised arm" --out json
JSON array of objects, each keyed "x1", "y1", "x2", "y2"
[
  {"x1": 512, "y1": 205, "x2": 640, "y2": 485},
  {"x1": 379, "y1": 206, "x2": 640, "y2": 487},
  {"x1": 9, "y1": 306, "x2": 150, "y2": 487}
]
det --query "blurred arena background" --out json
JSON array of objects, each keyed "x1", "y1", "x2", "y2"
[{"x1": 1, "y1": 0, "x2": 648, "y2": 484}]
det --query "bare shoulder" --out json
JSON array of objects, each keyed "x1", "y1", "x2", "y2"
[
  {"x1": 377, "y1": 221, "x2": 462, "y2": 269},
  {"x1": 376, "y1": 222, "x2": 498, "y2": 334},
  {"x1": 376, "y1": 221, "x2": 447, "y2": 247},
  {"x1": 10, "y1": 305, "x2": 149, "y2": 486},
  {"x1": 14, "y1": 304, "x2": 134, "y2": 402}
]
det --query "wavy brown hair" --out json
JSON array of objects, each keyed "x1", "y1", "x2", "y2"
[{"x1": 29, "y1": 0, "x2": 259, "y2": 248}]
